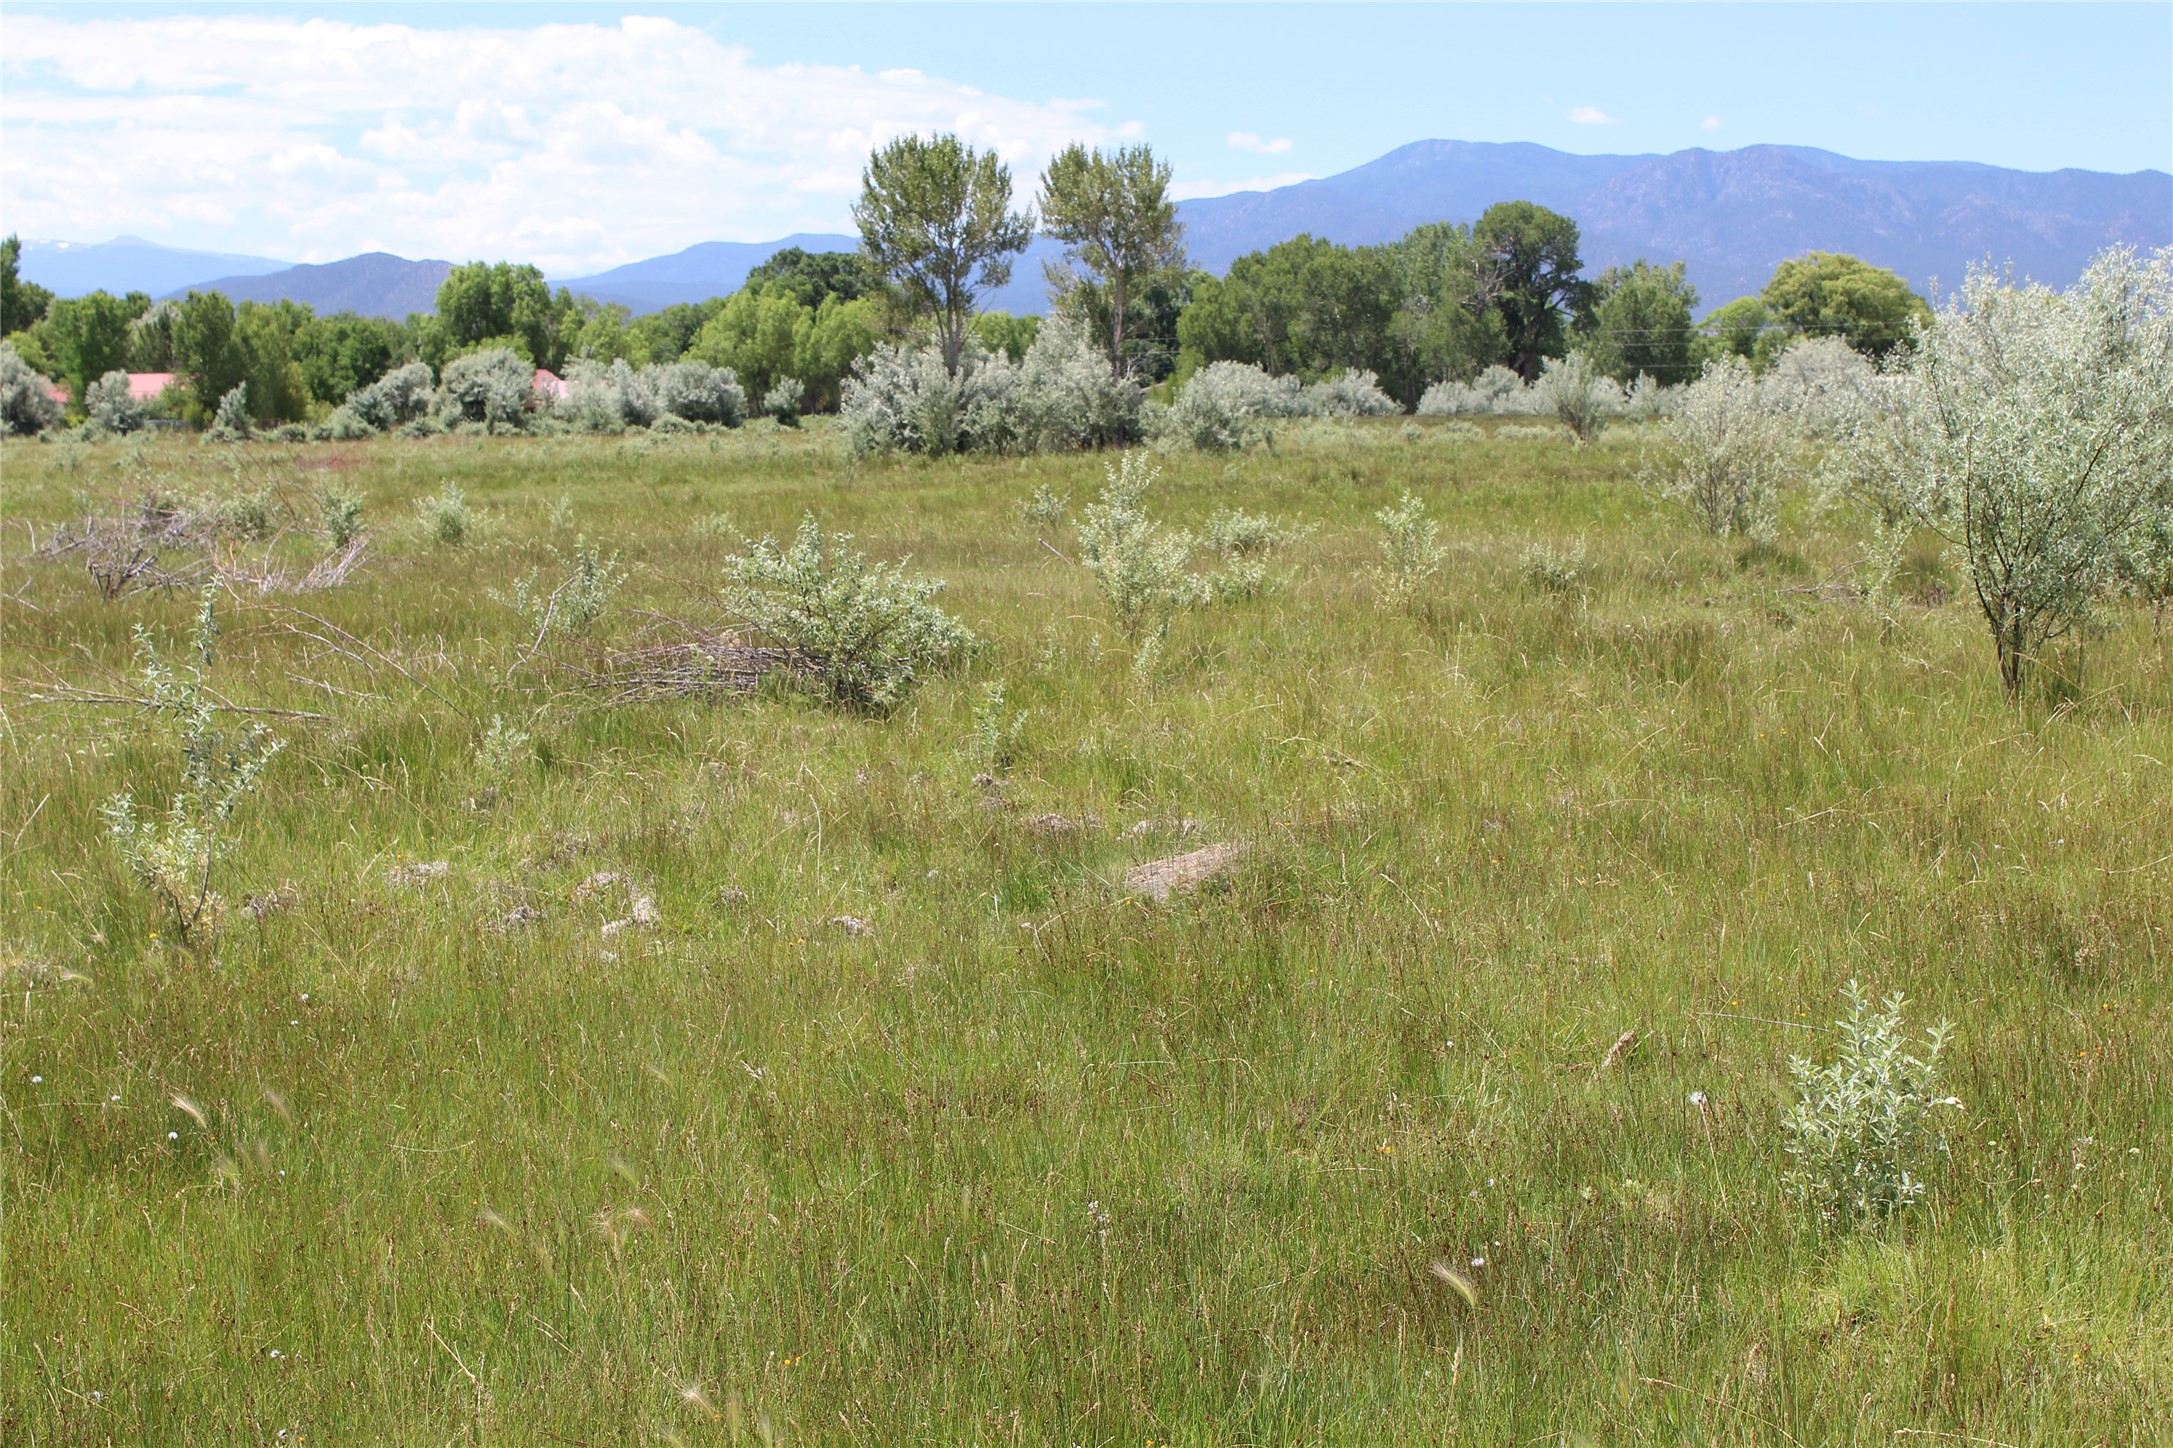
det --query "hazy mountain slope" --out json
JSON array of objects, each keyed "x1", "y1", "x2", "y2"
[{"x1": 18, "y1": 236, "x2": 287, "y2": 299}]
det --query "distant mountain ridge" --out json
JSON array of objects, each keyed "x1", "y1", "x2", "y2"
[
  {"x1": 1188, "y1": 140, "x2": 2171, "y2": 307},
  {"x1": 172, "y1": 253, "x2": 453, "y2": 319},
  {"x1": 20, "y1": 141, "x2": 2169, "y2": 319}
]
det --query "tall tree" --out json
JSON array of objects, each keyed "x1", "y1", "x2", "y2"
[
  {"x1": 1038, "y1": 142, "x2": 1185, "y2": 379},
  {"x1": 169, "y1": 291, "x2": 246, "y2": 416},
  {"x1": 1, "y1": 235, "x2": 56, "y2": 336},
  {"x1": 1471, "y1": 201, "x2": 1589, "y2": 381},
  {"x1": 428, "y1": 262, "x2": 579, "y2": 370},
  {"x1": 1761, "y1": 252, "x2": 1932, "y2": 359},
  {"x1": 853, "y1": 133, "x2": 1031, "y2": 376},
  {"x1": 47, "y1": 290, "x2": 147, "y2": 402},
  {"x1": 1585, "y1": 259, "x2": 1701, "y2": 386}
]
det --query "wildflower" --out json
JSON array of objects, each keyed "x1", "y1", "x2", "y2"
[
  {"x1": 167, "y1": 1131, "x2": 179, "y2": 1141},
  {"x1": 30, "y1": 1075, "x2": 42, "y2": 1084},
  {"x1": 1689, "y1": 1090, "x2": 1709, "y2": 1108},
  {"x1": 1470, "y1": 1256, "x2": 1486, "y2": 1269}
]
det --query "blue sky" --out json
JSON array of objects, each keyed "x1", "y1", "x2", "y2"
[{"x1": 4, "y1": 3, "x2": 2167, "y2": 270}]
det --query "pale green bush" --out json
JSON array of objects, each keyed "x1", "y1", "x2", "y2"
[
  {"x1": 0, "y1": 341, "x2": 64, "y2": 436},
  {"x1": 415, "y1": 481, "x2": 472, "y2": 546},
  {"x1": 1152, "y1": 361, "x2": 1300, "y2": 451},
  {"x1": 1076, "y1": 451, "x2": 1206, "y2": 642},
  {"x1": 99, "y1": 588, "x2": 283, "y2": 945},
  {"x1": 205, "y1": 383, "x2": 252, "y2": 442},
  {"x1": 1781, "y1": 981, "x2": 1957, "y2": 1225},
  {"x1": 1642, "y1": 357, "x2": 1792, "y2": 538},
  {"x1": 1832, "y1": 246, "x2": 2173, "y2": 693},
  {"x1": 1371, "y1": 490, "x2": 1443, "y2": 603},
  {"x1": 508, "y1": 535, "x2": 625, "y2": 641},
  {"x1": 1535, "y1": 350, "x2": 1624, "y2": 443},
  {"x1": 85, "y1": 370, "x2": 147, "y2": 435},
  {"x1": 723, "y1": 516, "x2": 972, "y2": 712},
  {"x1": 967, "y1": 681, "x2": 1026, "y2": 777},
  {"x1": 1519, "y1": 541, "x2": 1588, "y2": 594},
  {"x1": 1020, "y1": 483, "x2": 1069, "y2": 530},
  {"x1": 435, "y1": 349, "x2": 533, "y2": 432},
  {"x1": 318, "y1": 488, "x2": 365, "y2": 548}
]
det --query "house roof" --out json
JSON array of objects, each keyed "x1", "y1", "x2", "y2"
[
  {"x1": 533, "y1": 368, "x2": 567, "y2": 399},
  {"x1": 127, "y1": 372, "x2": 176, "y2": 401}
]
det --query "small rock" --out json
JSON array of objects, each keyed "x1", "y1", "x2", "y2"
[
  {"x1": 243, "y1": 884, "x2": 298, "y2": 920},
  {"x1": 970, "y1": 772, "x2": 999, "y2": 789},
  {"x1": 492, "y1": 904, "x2": 546, "y2": 931},
  {"x1": 386, "y1": 861, "x2": 449, "y2": 888},
  {"x1": 717, "y1": 886, "x2": 749, "y2": 907},
  {"x1": 629, "y1": 894, "x2": 661, "y2": 927},
  {"x1": 1122, "y1": 842, "x2": 1245, "y2": 902},
  {"x1": 1025, "y1": 812, "x2": 1080, "y2": 834},
  {"x1": 574, "y1": 870, "x2": 624, "y2": 901},
  {"x1": 829, "y1": 914, "x2": 874, "y2": 938}
]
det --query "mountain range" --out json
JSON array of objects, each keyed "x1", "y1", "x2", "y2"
[{"x1": 17, "y1": 141, "x2": 2169, "y2": 321}]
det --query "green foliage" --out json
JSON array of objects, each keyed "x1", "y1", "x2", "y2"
[
  {"x1": 971, "y1": 311, "x2": 1040, "y2": 363},
  {"x1": 1699, "y1": 296, "x2": 1772, "y2": 368},
  {"x1": 1762, "y1": 252, "x2": 1932, "y2": 360},
  {"x1": 743, "y1": 248, "x2": 881, "y2": 309},
  {"x1": 1371, "y1": 489, "x2": 1443, "y2": 603},
  {"x1": 293, "y1": 311, "x2": 413, "y2": 407},
  {"x1": 47, "y1": 290, "x2": 146, "y2": 404},
  {"x1": 1039, "y1": 142, "x2": 1185, "y2": 378},
  {"x1": 1, "y1": 233, "x2": 56, "y2": 334},
  {"x1": 1782, "y1": 982, "x2": 1956, "y2": 1225},
  {"x1": 854, "y1": 133, "x2": 1032, "y2": 376},
  {"x1": 1586, "y1": 259, "x2": 1701, "y2": 386},
  {"x1": 98, "y1": 588, "x2": 283, "y2": 945},
  {"x1": 722, "y1": 516, "x2": 972, "y2": 712},
  {"x1": 427, "y1": 262, "x2": 579, "y2": 371},
  {"x1": 1021, "y1": 482, "x2": 1069, "y2": 530}
]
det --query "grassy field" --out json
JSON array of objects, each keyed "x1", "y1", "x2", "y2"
[{"x1": 3, "y1": 419, "x2": 2168, "y2": 1445}]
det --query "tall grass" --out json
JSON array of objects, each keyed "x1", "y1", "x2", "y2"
[{"x1": 2, "y1": 418, "x2": 2168, "y2": 1443}]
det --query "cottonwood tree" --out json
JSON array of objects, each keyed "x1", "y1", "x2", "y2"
[
  {"x1": 1039, "y1": 142, "x2": 1185, "y2": 378},
  {"x1": 1472, "y1": 201, "x2": 1590, "y2": 381},
  {"x1": 854, "y1": 134, "x2": 1031, "y2": 377},
  {"x1": 1841, "y1": 247, "x2": 2173, "y2": 693},
  {"x1": 1585, "y1": 259, "x2": 1700, "y2": 386},
  {"x1": 1762, "y1": 252, "x2": 1931, "y2": 360}
]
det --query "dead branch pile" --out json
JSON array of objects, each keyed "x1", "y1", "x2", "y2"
[{"x1": 574, "y1": 614, "x2": 811, "y2": 702}]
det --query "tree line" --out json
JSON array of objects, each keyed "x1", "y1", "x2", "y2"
[{"x1": 0, "y1": 133, "x2": 1931, "y2": 428}]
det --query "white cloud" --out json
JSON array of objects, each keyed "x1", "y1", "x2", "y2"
[
  {"x1": 1227, "y1": 131, "x2": 1293, "y2": 155},
  {"x1": 0, "y1": 14, "x2": 1132, "y2": 273},
  {"x1": 1701, "y1": 115, "x2": 1723, "y2": 131},
  {"x1": 1170, "y1": 171, "x2": 1317, "y2": 201},
  {"x1": 1568, "y1": 106, "x2": 1619, "y2": 125}
]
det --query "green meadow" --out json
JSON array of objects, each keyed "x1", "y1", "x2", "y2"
[{"x1": 3, "y1": 419, "x2": 2167, "y2": 1444}]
